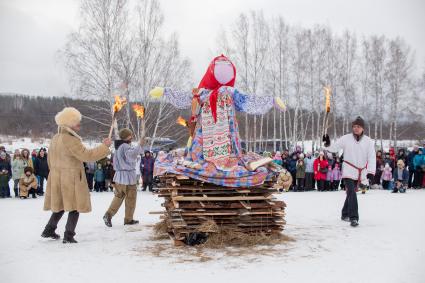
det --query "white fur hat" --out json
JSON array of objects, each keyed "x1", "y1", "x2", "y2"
[{"x1": 55, "y1": 107, "x2": 82, "y2": 127}]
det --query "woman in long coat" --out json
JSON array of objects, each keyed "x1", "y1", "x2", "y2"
[{"x1": 41, "y1": 107, "x2": 111, "y2": 244}]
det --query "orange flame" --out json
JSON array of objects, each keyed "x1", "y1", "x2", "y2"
[
  {"x1": 324, "y1": 86, "x2": 331, "y2": 113},
  {"x1": 176, "y1": 116, "x2": 188, "y2": 127},
  {"x1": 132, "y1": 104, "x2": 145, "y2": 118},
  {"x1": 113, "y1": 96, "x2": 127, "y2": 113}
]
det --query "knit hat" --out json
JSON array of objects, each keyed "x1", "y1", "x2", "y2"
[
  {"x1": 119, "y1": 128, "x2": 133, "y2": 140},
  {"x1": 55, "y1": 107, "x2": 82, "y2": 127},
  {"x1": 352, "y1": 116, "x2": 365, "y2": 129}
]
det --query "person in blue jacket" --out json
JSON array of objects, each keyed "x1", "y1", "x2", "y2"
[
  {"x1": 412, "y1": 148, "x2": 424, "y2": 189},
  {"x1": 406, "y1": 146, "x2": 419, "y2": 188}
]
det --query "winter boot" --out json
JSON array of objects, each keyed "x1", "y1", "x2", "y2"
[
  {"x1": 63, "y1": 231, "x2": 78, "y2": 244},
  {"x1": 350, "y1": 220, "x2": 359, "y2": 227},
  {"x1": 341, "y1": 216, "x2": 350, "y2": 222},
  {"x1": 103, "y1": 213, "x2": 112, "y2": 227},
  {"x1": 41, "y1": 226, "x2": 60, "y2": 240},
  {"x1": 14, "y1": 188, "x2": 18, "y2": 198},
  {"x1": 124, "y1": 219, "x2": 139, "y2": 225}
]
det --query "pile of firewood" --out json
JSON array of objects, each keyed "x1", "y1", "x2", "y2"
[{"x1": 151, "y1": 174, "x2": 286, "y2": 246}]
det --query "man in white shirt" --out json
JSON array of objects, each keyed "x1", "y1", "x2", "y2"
[{"x1": 323, "y1": 116, "x2": 376, "y2": 227}]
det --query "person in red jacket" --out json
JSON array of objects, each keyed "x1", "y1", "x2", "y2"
[{"x1": 313, "y1": 151, "x2": 329, "y2": 191}]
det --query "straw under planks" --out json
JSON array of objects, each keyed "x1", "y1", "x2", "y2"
[{"x1": 150, "y1": 173, "x2": 286, "y2": 246}]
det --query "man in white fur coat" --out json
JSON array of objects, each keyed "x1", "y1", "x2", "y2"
[{"x1": 323, "y1": 116, "x2": 376, "y2": 227}]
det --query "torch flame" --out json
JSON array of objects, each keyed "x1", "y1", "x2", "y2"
[
  {"x1": 176, "y1": 116, "x2": 188, "y2": 127},
  {"x1": 113, "y1": 96, "x2": 127, "y2": 113},
  {"x1": 324, "y1": 86, "x2": 331, "y2": 113},
  {"x1": 132, "y1": 104, "x2": 145, "y2": 118}
]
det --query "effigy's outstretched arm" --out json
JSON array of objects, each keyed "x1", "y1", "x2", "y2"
[
  {"x1": 149, "y1": 87, "x2": 193, "y2": 109},
  {"x1": 231, "y1": 88, "x2": 286, "y2": 115}
]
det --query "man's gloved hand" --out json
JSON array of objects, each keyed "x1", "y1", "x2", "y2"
[{"x1": 322, "y1": 134, "x2": 331, "y2": 147}]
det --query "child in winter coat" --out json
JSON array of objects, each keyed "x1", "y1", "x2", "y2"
[
  {"x1": 104, "y1": 159, "x2": 115, "y2": 192},
  {"x1": 273, "y1": 151, "x2": 283, "y2": 166},
  {"x1": 94, "y1": 163, "x2": 106, "y2": 192},
  {"x1": 393, "y1": 159, "x2": 408, "y2": 193},
  {"x1": 12, "y1": 150, "x2": 26, "y2": 198},
  {"x1": 325, "y1": 165, "x2": 333, "y2": 191},
  {"x1": 331, "y1": 163, "x2": 342, "y2": 191},
  {"x1": 19, "y1": 167, "x2": 38, "y2": 199},
  {"x1": 275, "y1": 169, "x2": 292, "y2": 192},
  {"x1": 295, "y1": 158, "x2": 306, "y2": 191},
  {"x1": 381, "y1": 163, "x2": 393, "y2": 190}
]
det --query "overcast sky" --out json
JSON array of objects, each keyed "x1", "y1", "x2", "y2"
[{"x1": 0, "y1": 0, "x2": 424, "y2": 97}]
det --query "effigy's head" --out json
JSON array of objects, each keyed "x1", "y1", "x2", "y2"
[{"x1": 198, "y1": 54, "x2": 236, "y2": 90}]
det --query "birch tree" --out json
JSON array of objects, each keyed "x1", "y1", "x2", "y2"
[
  {"x1": 385, "y1": 37, "x2": 414, "y2": 149},
  {"x1": 62, "y1": 0, "x2": 127, "y2": 137}
]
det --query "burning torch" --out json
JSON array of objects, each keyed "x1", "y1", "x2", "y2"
[
  {"x1": 176, "y1": 116, "x2": 194, "y2": 148},
  {"x1": 132, "y1": 104, "x2": 145, "y2": 143},
  {"x1": 321, "y1": 86, "x2": 332, "y2": 143},
  {"x1": 108, "y1": 95, "x2": 127, "y2": 139}
]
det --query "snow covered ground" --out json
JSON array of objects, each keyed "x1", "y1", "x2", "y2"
[{"x1": 1, "y1": 189, "x2": 424, "y2": 283}]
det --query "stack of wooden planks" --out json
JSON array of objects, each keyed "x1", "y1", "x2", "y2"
[{"x1": 151, "y1": 173, "x2": 286, "y2": 246}]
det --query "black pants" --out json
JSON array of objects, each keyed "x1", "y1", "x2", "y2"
[
  {"x1": 94, "y1": 181, "x2": 105, "y2": 192},
  {"x1": 413, "y1": 170, "x2": 423, "y2": 188},
  {"x1": 304, "y1": 173, "x2": 314, "y2": 190},
  {"x1": 142, "y1": 173, "x2": 153, "y2": 191},
  {"x1": 325, "y1": 181, "x2": 331, "y2": 191},
  {"x1": 86, "y1": 173, "x2": 94, "y2": 191},
  {"x1": 0, "y1": 184, "x2": 10, "y2": 197},
  {"x1": 296, "y1": 178, "x2": 304, "y2": 191},
  {"x1": 332, "y1": 180, "x2": 340, "y2": 191},
  {"x1": 14, "y1": 179, "x2": 19, "y2": 197},
  {"x1": 408, "y1": 170, "x2": 415, "y2": 188},
  {"x1": 382, "y1": 180, "x2": 390, "y2": 190},
  {"x1": 317, "y1": 179, "x2": 325, "y2": 191},
  {"x1": 27, "y1": 188, "x2": 37, "y2": 198},
  {"x1": 341, "y1": 179, "x2": 359, "y2": 221},
  {"x1": 46, "y1": 210, "x2": 80, "y2": 237}
]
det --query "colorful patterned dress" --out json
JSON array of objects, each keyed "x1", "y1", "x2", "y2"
[{"x1": 156, "y1": 86, "x2": 280, "y2": 187}]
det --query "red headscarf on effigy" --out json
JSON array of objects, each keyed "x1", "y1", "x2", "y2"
[{"x1": 198, "y1": 54, "x2": 236, "y2": 123}]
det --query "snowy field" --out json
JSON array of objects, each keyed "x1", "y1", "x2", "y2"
[{"x1": 1, "y1": 189, "x2": 424, "y2": 283}]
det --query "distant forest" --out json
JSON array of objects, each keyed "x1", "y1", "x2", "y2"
[{"x1": 0, "y1": 94, "x2": 424, "y2": 150}]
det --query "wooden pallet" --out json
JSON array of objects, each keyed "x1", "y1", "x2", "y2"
[{"x1": 152, "y1": 173, "x2": 286, "y2": 245}]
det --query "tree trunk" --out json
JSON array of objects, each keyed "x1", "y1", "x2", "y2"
[
  {"x1": 283, "y1": 110, "x2": 288, "y2": 150},
  {"x1": 245, "y1": 113, "x2": 249, "y2": 151},
  {"x1": 273, "y1": 108, "x2": 276, "y2": 152},
  {"x1": 253, "y1": 116, "x2": 257, "y2": 152}
]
